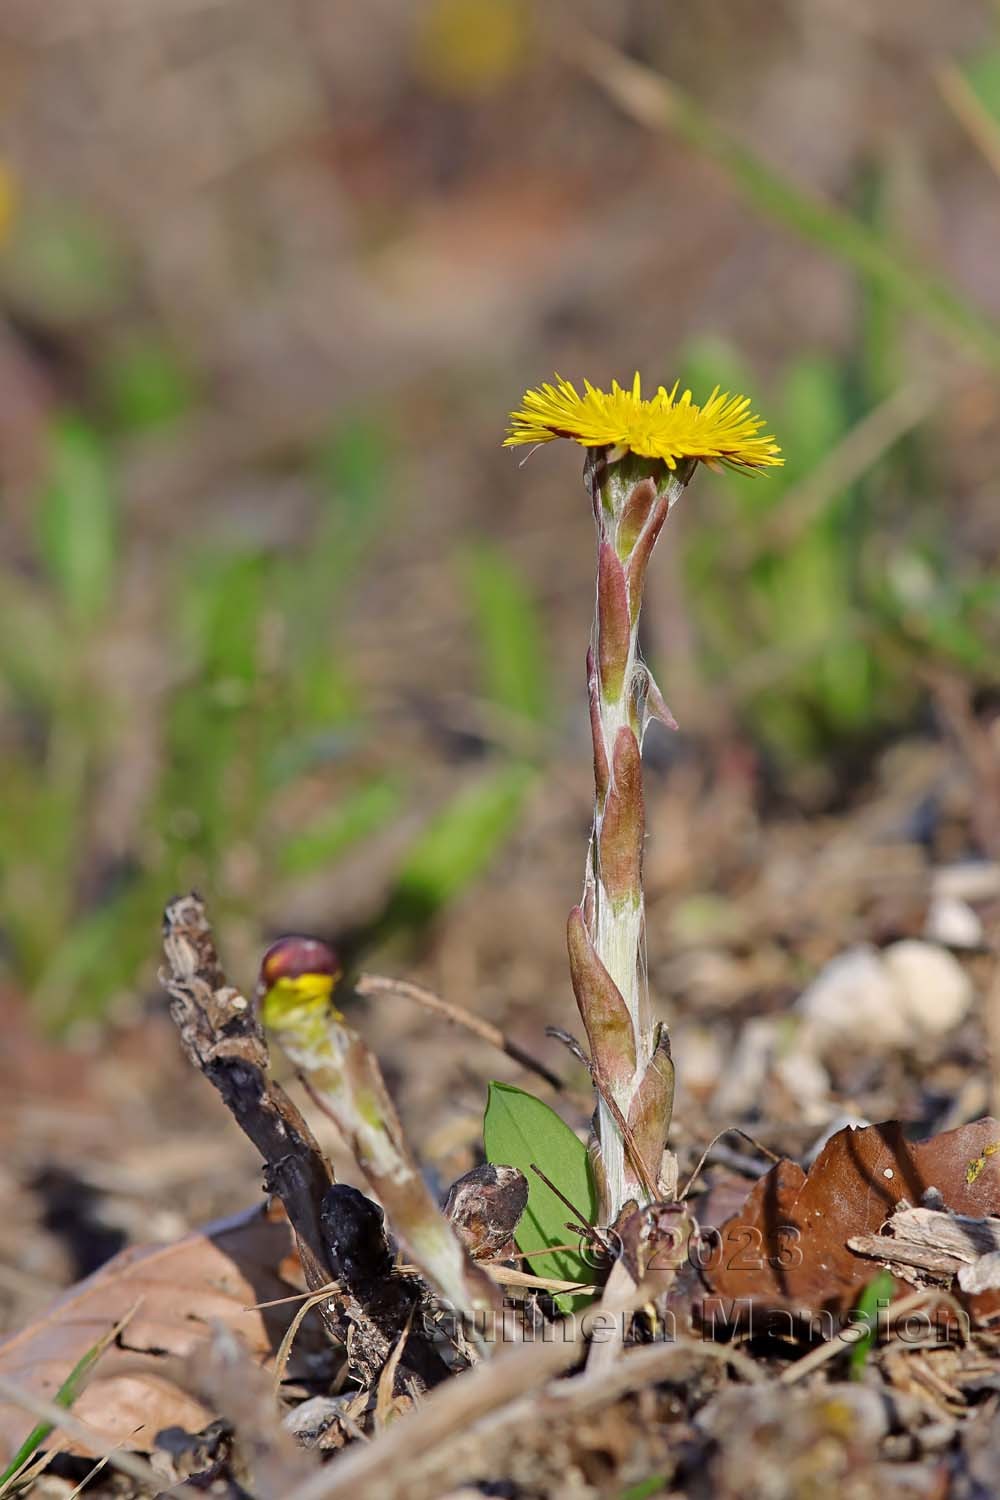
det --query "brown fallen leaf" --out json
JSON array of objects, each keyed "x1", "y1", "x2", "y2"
[
  {"x1": 696, "y1": 1117, "x2": 1000, "y2": 1330},
  {"x1": 0, "y1": 1201, "x2": 315, "y2": 1463}
]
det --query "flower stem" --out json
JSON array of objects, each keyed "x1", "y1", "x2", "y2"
[{"x1": 568, "y1": 450, "x2": 690, "y2": 1222}]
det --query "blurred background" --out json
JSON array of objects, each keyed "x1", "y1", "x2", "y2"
[{"x1": 2, "y1": 0, "x2": 1000, "y2": 1332}]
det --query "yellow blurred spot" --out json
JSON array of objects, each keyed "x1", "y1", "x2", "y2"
[
  {"x1": 414, "y1": 0, "x2": 529, "y2": 99},
  {"x1": 0, "y1": 164, "x2": 16, "y2": 245}
]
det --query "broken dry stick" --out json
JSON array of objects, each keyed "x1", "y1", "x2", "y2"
[{"x1": 160, "y1": 895, "x2": 447, "y2": 1390}]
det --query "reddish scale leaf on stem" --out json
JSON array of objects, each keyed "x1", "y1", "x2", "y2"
[
  {"x1": 626, "y1": 1027, "x2": 674, "y2": 1188},
  {"x1": 597, "y1": 542, "x2": 631, "y2": 701},
  {"x1": 566, "y1": 905, "x2": 636, "y2": 1088},
  {"x1": 643, "y1": 669, "x2": 679, "y2": 734},
  {"x1": 586, "y1": 646, "x2": 610, "y2": 804},
  {"x1": 598, "y1": 727, "x2": 644, "y2": 904},
  {"x1": 624, "y1": 492, "x2": 669, "y2": 622},
  {"x1": 696, "y1": 1116, "x2": 1000, "y2": 1328},
  {"x1": 615, "y1": 476, "x2": 658, "y2": 559}
]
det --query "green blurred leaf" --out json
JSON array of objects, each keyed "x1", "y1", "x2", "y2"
[
  {"x1": 483, "y1": 1081, "x2": 598, "y2": 1307},
  {"x1": 315, "y1": 417, "x2": 389, "y2": 520},
  {"x1": 390, "y1": 763, "x2": 533, "y2": 919},
  {"x1": 36, "y1": 416, "x2": 117, "y2": 623},
  {"x1": 779, "y1": 356, "x2": 849, "y2": 484},
  {"x1": 964, "y1": 42, "x2": 1000, "y2": 121},
  {"x1": 463, "y1": 544, "x2": 548, "y2": 725},
  {"x1": 681, "y1": 335, "x2": 755, "y2": 400},
  {"x1": 33, "y1": 890, "x2": 154, "y2": 1028},
  {"x1": 177, "y1": 549, "x2": 267, "y2": 683},
  {"x1": 279, "y1": 776, "x2": 403, "y2": 875},
  {"x1": 618, "y1": 1478, "x2": 668, "y2": 1500},
  {"x1": 5, "y1": 202, "x2": 126, "y2": 322},
  {"x1": 100, "y1": 335, "x2": 194, "y2": 432}
]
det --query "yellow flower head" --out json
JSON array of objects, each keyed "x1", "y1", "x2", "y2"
[{"x1": 505, "y1": 372, "x2": 782, "y2": 473}]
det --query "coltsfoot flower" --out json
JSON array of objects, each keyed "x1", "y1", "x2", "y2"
[
  {"x1": 504, "y1": 372, "x2": 782, "y2": 473},
  {"x1": 506, "y1": 369, "x2": 781, "y2": 1223}
]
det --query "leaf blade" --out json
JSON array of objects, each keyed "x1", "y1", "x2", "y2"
[{"x1": 483, "y1": 1081, "x2": 598, "y2": 1307}]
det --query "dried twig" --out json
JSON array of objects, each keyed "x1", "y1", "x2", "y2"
[
  {"x1": 778, "y1": 1288, "x2": 969, "y2": 1387},
  {"x1": 286, "y1": 1318, "x2": 595, "y2": 1500},
  {"x1": 288, "y1": 1333, "x2": 759, "y2": 1500}
]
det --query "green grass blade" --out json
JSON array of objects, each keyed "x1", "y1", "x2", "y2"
[
  {"x1": 0, "y1": 1314, "x2": 122, "y2": 1491},
  {"x1": 36, "y1": 416, "x2": 118, "y2": 623},
  {"x1": 848, "y1": 1270, "x2": 896, "y2": 1378},
  {"x1": 462, "y1": 544, "x2": 549, "y2": 726},
  {"x1": 278, "y1": 775, "x2": 403, "y2": 875}
]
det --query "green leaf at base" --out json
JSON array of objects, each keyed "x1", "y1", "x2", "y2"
[{"x1": 483, "y1": 1081, "x2": 599, "y2": 1310}]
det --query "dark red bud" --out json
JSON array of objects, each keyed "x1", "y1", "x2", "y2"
[{"x1": 258, "y1": 935, "x2": 341, "y2": 991}]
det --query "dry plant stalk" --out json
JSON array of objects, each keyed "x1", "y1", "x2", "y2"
[{"x1": 506, "y1": 374, "x2": 781, "y2": 1222}]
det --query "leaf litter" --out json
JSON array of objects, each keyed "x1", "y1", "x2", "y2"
[
  {"x1": 3, "y1": 848, "x2": 1000, "y2": 1496},
  {"x1": 0, "y1": 1201, "x2": 317, "y2": 1462}
]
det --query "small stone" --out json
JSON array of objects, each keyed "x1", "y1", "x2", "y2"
[
  {"x1": 284, "y1": 1395, "x2": 360, "y2": 1450},
  {"x1": 924, "y1": 895, "x2": 984, "y2": 950},
  {"x1": 773, "y1": 1048, "x2": 832, "y2": 1124},
  {"x1": 959, "y1": 1250, "x2": 1000, "y2": 1295},
  {"x1": 797, "y1": 945, "x2": 909, "y2": 1052},
  {"x1": 882, "y1": 939, "x2": 973, "y2": 1038},
  {"x1": 797, "y1": 941, "x2": 974, "y2": 1053}
]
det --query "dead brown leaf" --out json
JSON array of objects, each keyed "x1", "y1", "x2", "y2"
[
  {"x1": 697, "y1": 1117, "x2": 1000, "y2": 1329},
  {"x1": 0, "y1": 1201, "x2": 311, "y2": 1463}
]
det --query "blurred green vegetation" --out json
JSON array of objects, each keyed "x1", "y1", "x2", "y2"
[
  {"x1": 2, "y1": 22, "x2": 999, "y2": 1024},
  {"x1": 674, "y1": 132, "x2": 999, "y2": 765},
  {"x1": 679, "y1": 318, "x2": 998, "y2": 763},
  {"x1": 0, "y1": 364, "x2": 551, "y2": 1025}
]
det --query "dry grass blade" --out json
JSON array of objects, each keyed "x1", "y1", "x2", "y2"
[
  {"x1": 292, "y1": 1337, "x2": 761, "y2": 1500},
  {"x1": 375, "y1": 1309, "x2": 414, "y2": 1432},
  {"x1": 778, "y1": 1288, "x2": 970, "y2": 1386},
  {"x1": 482, "y1": 1266, "x2": 595, "y2": 1295},
  {"x1": 564, "y1": 31, "x2": 1000, "y2": 369},
  {"x1": 0, "y1": 1447, "x2": 54, "y2": 1499},
  {"x1": 273, "y1": 1285, "x2": 343, "y2": 1398},
  {"x1": 937, "y1": 62, "x2": 1000, "y2": 184},
  {"x1": 356, "y1": 973, "x2": 563, "y2": 1091}
]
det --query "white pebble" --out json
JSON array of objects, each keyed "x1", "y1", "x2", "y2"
[
  {"x1": 881, "y1": 939, "x2": 973, "y2": 1038},
  {"x1": 796, "y1": 945, "x2": 909, "y2": 1052},
  {"x1": 924, "y1": 895, "x2": 983, "y2": 950}
]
